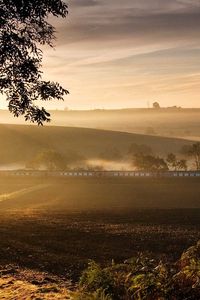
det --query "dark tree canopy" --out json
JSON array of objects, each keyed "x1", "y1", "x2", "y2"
[
  {"x1": 166, "y1": 153, "x2": 187, "y2": 171},
  {"x1": 133, "y1": 153, "x2": 168, "y2": 172},
  {"x1": 0, "y1": 0, "x2": 69, "y2": 125},
  {"x1": 182, "y1": 142, "x2": 200, "y2": 170}
]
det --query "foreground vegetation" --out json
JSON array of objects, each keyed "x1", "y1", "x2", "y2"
[
  {"x1": 0, "y1": 208, "x2": 200, "y2": 281},
  {"x1": 75, "y1": 241, "x2": 200, "y2": 300},
  {"x1": 0, "y1": 240, "x2": 199, "y2": 299}
]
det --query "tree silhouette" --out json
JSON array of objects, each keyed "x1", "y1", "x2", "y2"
[
  {"x1": 0, "y1": 0, "x2": 69, "y2": 125},
  {"x1": 166, "y1": 153, "x2": 187, "y2": 171},
  {"x1": 133, "y1": 153, "x2": 168, "y2": 172},
  {"x1": 166, "y1": 153, "x2": 177, "y2": 170},
  {"x1": 182, "y1": 143, "x2": 200, "y2": 170},
  {"x1": 27, "y1": 149, "x2": 85, "y2": 170},
  {"x1": 176, "y1": 159, "x2": 187, "y2": 171},
  {"x1": 29, "y1": 149, "x2": 67, "y2": 170}
]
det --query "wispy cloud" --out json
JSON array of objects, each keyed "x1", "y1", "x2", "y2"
[{"x1": 41, "y1": 0, "x2": 200, "y2": 109}]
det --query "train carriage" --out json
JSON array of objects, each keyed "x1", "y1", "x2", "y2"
[{"x1": 0, "y1": 170, "x2": 200, "y2": 178}]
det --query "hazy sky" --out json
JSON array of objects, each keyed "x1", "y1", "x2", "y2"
[{"x1": 12, "y1": 0, "x2": 200, "y2": 109}]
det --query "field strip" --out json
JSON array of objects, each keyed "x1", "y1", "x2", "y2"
[{"x1": 0, "y1": 184, "x2": 50, "y2": 202}]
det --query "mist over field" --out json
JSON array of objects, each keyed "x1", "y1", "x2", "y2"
[
  {"x1": 49, "y1": 109, "x2": 200, "y2": 141},
  {"x1": 1, "y1": 0, "x2": 200, "y2": 298},
  {"x1": 1, "y1": 108, "x2": 200, "y2": 141},
  {"x1": 0, "y1": 124, "x2": 195, "y2": 173}
]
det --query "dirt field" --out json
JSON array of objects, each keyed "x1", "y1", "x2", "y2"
[
  {"x1": 0, "y1": 176, "x2": 199, "y2": 282},
  {"x1": 0, "y1": 209, "x2": 199, "y2": 282}
]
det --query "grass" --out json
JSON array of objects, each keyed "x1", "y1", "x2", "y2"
[
  {"x1": 0, "y1": 267, "x2": 73, "y2": 299},
  {"x1": 75, "y1": 241, "x2": 200, "y2": 299}
]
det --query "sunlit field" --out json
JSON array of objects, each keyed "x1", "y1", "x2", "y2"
[
  {"x1": 0, "y1": 208, "x2": 200, "y2": 282},
  {"x1": 0, "y1": 176, "x2": 200, "y2": 210},
  {"x1": 0, "y1": 176, "x2": 199, "y2": 282}
]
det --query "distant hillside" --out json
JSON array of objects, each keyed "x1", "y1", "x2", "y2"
[
  {"x1": 49, "y1": 108, "x2": 200, "y2": 141},
  {"x1": 0, "y1": 108, "x2": 199, "y2": 140},
  {"x1": 0, "y1": 124, "x2": 194, "y2": 166}
]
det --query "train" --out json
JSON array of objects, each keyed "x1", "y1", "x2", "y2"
[{"x1": 0, "y1": 170, "x2": 200, "y2": 178}]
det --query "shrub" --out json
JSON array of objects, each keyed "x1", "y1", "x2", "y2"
[
  {"x1": 76, "y1": 242, "x2": 200, "y2": 300},
  {"x1": 79, "y1": 261, "x2": 115, "y2": 297}
]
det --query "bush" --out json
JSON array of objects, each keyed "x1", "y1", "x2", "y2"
[
  {"x1": 79, "y1": 261, "x2": 115, "y2": 296},
  {"x1": 76, "y1": 242, "x2": 200, "y2": 300}
]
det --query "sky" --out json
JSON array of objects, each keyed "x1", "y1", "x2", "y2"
[{"x1": 4, "y1": 0, "x2": 200, "y2": 110}]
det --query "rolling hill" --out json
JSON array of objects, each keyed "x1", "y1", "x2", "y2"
[
  {"x1": 1, "y1": 108, "x2": 200, "y2": 140},
  {"x1": 0, "y1": 124, "x2": 194, "y2": 166}
]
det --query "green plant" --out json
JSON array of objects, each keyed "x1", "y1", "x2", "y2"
[
  {"x1": 129, "y1": 265, "x2": 168, "y2": 300},
  {"x1": 78, "y1": 242, "x2": 200, "y2": 300},
  {"x1": 79, "y1": 261, "x2": 114, "y2": 297}
]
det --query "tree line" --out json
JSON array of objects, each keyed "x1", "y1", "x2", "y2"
[
  {"x1": 132, "y1": 142, "x2": 200, "y2": 172},
  {"x1": 133, "y1": 153, "x2": 187, "y2": 172},
  {"x1": 25, "y1": 142, "x2": 200, "y2": 171}
]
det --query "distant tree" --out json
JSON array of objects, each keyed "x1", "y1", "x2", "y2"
[
  {"x1": 166, "y1": 153, "x2": 177, "y2": 170},
  {"x1": 27, "y1": 150, "x2": 67, "y2": 170},
  {"x1": 27, "y1": 149, "x2": 85, "y2": 170},
  {"x1": 153, "y1": 102, "x2": 160, "y2": 109},
  {"x1": 0, "y1": 0, "x2": 69, "y2": 124},
  {"x1": 176, "y1": 159, "x2": 187, "y2": 171},
  {"x1": 133, "y1": 153, "x2": 168, "y2": 172},
  {"x1": 182, "y1": 143, "x2": 200, "y2": 170},
  {"x1": 166, "y1": 153, "x2": 187, "y2": 171}
]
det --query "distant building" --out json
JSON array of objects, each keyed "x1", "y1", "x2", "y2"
[{"x1": 153, "y1": 102, "x2": 160, "y2": 109}]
